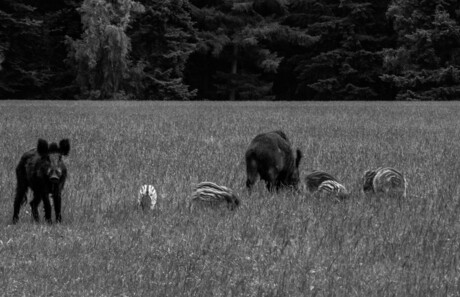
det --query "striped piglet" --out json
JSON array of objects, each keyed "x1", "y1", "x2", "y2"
[
  {"x1": 305, "y1": 171, "x2": 349, "y2": 200},
  {"x1": 138, "y1": 184, "x2": 157, "y2": 210},
  {"x1": 191, "y1": 182, "x2": 240, "y2": 210},
  {"x1": 363, "y1": 167, "x2": 407, "y2": 198}
]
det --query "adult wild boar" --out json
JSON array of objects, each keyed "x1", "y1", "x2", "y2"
[
  {"x1": 245, "y1": 130, "x2": 302, "y2": 191},
  {"x1": 12, "y1": 139, "x2": 70, "y2": 224}
]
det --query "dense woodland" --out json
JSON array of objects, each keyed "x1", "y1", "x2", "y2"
[{"x1": 1, "y1": 0, "x2": 459, "y2": 100}]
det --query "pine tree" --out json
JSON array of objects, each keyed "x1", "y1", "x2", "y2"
[
  {"x1": 186, "y1": 0, "x2": 317, "y2": 100},
  {"x1": 0, "y1": 1, "x2": 46, "y2": 98},
  {"x1": 281, "y1": 0, "x2": 395, "y2": 100},
  {"x1": 38, "y1": 0, "x2": 82, "y2": 99},
  {"x1": 381, "y1": 0, "x2": 460, "y2": 100},
  {"x1": 67, "y1": 0, "x2": 144, "y2": 100},
  {"x1": 129, "y1": 0, "x2": 198, "y2": 100}
]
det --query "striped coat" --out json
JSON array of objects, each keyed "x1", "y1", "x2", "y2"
[
  {"x1": 191, "y1": 182, "x2": 240, "y2": 210},
  {"x1": 138, "y1": 184, "x2": 157, "y2": 210},
  {"x1": 363, "y1": 167, "x2": 407, "y2": 198},
  {"x1": 305, "y1": 171, "x2": 349, "y2": 200},
  {"x1": 318, "y1": 180, "x2": 349, "y2": 200},
  {"x1": 305, "y1": 171, "x2": 338, "y2": 192}
]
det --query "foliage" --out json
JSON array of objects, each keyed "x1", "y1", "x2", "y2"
[
  {"x1": 0, "y1": 1, "x2": 45, "y2": 98},
  {"x1": 67, "y1": 0, "x2": 144, "y2": 100},
  {"x1": 381, "y1": 1, "x2": 460, "y2": 100},
  {"x1": 1, "y1": 0, "x2": 460, "y2": 100},
  {"x1": 279, "y1": 0, "x2": 396, "y2": 100},
  {"x1": 186, "y1": 0, "x2": 318, "y2": 100},
  {"x1": 129, "y1": 0, "x2": 198, "y2": 100},
  {"x1": 39, "y1": 0, "x2": 83, "y2": 99}
]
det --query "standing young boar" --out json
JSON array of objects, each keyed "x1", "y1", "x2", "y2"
[
  {"x1": 12, "y1": 139, "x2": 70, "y2": 224},
  {"x1": 245, "y1": 130, "x2": 302, "y2": 191}
]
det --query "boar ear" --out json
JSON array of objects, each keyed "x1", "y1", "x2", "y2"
[
  {"x1": 37, "y1": 139, "x2": 49, "y2": 156},
  {"x1": 59, "y1": 139, "x2": 70, "y2": 156},
  {"x1": 295, "y1": 149, "x2": 302, "y2": 168}
]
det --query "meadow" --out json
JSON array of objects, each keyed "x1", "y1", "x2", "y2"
[{"x1": 0, "y1": 100, "x2": 459, "y2": 296}]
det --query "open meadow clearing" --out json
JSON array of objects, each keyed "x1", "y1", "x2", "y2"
[{"x1": 0, "y1": 101, "x2": 460, "y2": 296}]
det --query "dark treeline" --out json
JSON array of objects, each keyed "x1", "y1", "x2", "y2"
[{"x1": 1, "y1": 0, "x2": 459, "y2": 100}]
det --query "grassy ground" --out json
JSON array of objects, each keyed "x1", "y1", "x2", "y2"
[{"x1": 0, "y1": 101, "x2": 459, "y2": 296}]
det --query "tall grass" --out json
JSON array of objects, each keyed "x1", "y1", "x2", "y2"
[{"x1": 1, "y1": 101, "x2": 459, "y2": 296}]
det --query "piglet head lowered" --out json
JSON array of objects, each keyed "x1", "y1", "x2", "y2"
[{"x1": 362, "y1": 170, "x2": 377, "y2": 194}]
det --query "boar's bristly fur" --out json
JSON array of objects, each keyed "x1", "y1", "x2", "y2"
[
  {"x1": 245, "y1": 131, "x2": 302, "y2": 192},
  {"x1": 12, "y1": 138, "x2": 70, "y2": 224}
]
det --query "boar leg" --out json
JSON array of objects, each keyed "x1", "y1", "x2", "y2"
[
  {"x1": 13, "y1": 164, "x2": 29, "y2": 223},
  {"x1": 42, "y1": 193, "x2": 53, "y2": 223},
  {"x1": 29, "y1": 191, "x2": 43, "y2": 222},
  {"x1": 53, "y1": 194, "x2": 62, "y2": 223},
  {"x1": 12, "y1": 183, "x2": 27, "y2": 224},
  {"x1": 265, "y1": 167, "x2": 278, "y2": 192}
]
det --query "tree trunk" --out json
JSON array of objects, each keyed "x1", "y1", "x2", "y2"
[{"x1": 229, "y1": 44, "x2": 238, "y2": 101}]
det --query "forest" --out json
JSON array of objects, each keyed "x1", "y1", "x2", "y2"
[{"x1": 1, "y1": 0, "x2": 459, "y2": 101}]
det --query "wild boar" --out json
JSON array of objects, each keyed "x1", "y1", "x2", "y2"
[
  {"x1": 245, "y1": 130, "x2": 302, "y2": 191},
  {"x1": 363, "y1": 167, "x2": 407, "y2": 198},
  {"x1": 191, "y1": 182, "x2": 240, "y2": 210},
  {"x1": 12, "y1": 138, "x2": 70, "y2": 224},
  {"x1": 305, "y1": 171, "x2": 349, "y2": 200}
]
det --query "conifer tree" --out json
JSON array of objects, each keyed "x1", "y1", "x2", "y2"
[
  {"x1": 38, "y1": 0, "x2": 82, "y2": 99},
  {"x1": 381, "y1": 0, "x2": 460, "y2": 100},
  {"x1": 281, "y1": 0, "x2": 395, "y2": 100},
  {"x1": 0, "y1": 1, "x2": 45, "y2": 98},
  {"x1": 129, "y1": 0, "x2": 198, "y2": 100},
  {"x1": 187, "y1": 0, "x2": 317, "y2": 100},
  {"x1": 68, "y1": 0, "x2": 144, "y2": 100}
]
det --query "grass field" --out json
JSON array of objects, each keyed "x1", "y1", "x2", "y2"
[{"x1": 1, "y1": 101, "x2": 459, "y2": 296}]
